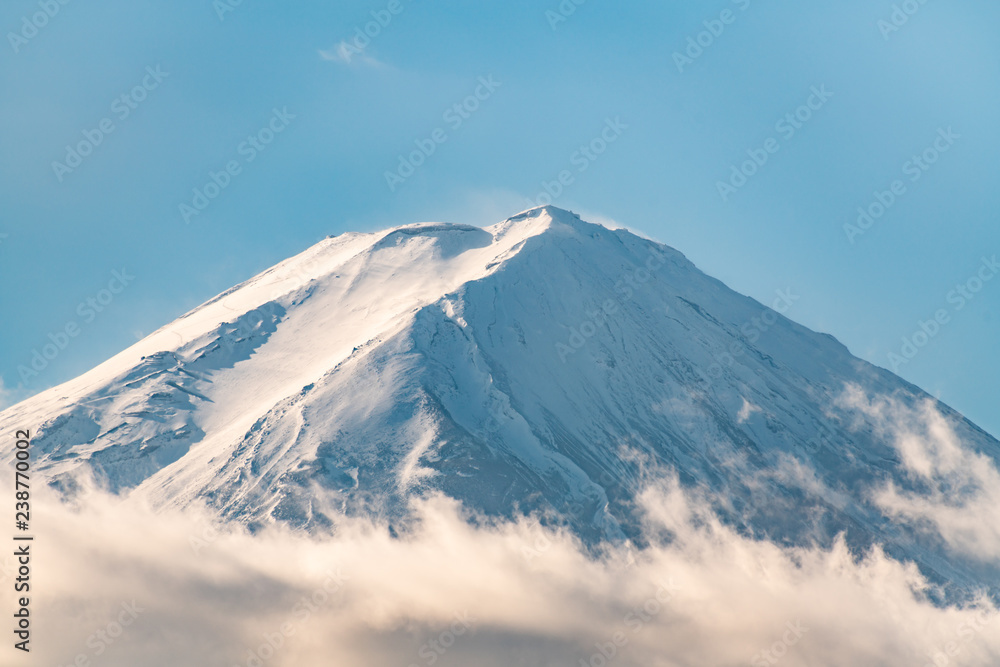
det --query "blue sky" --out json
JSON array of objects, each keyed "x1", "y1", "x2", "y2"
[{"x1": 1, "y1": 0, "x2": 998, "y2": 436}]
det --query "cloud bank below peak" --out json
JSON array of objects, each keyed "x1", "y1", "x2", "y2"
[{"x1": 18, "y1": 461, "x2": 1000, "y2": 667}]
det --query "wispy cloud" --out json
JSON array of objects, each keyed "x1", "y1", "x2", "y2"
[
  {"x1": 318, "y1": 42, "x2": 385, "y2": 67},
  {"x1": 575, "y1": 207, "x2": 662, "y2": 243},
  {"x1": 737, "y1": 397, "x2": 762, "y2": 424},
  {"x1": 840, "y1": 385, "x2": 1000, "y2": 562}
]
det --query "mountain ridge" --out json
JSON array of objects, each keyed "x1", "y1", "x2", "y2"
[{"x1": 2, "y1": 205, "x2": 998, "y2": 600}]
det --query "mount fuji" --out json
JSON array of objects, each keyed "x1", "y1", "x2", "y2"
[{"x1": 3, "y1": 205, "x2": 997, "y2": 599}]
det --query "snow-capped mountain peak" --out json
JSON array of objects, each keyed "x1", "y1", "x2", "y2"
[{"x1": 3, "y1": 206, "x2": 998, "y2": 598}]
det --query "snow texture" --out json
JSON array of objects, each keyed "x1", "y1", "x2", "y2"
[{"x1": 3, "y1": 206, "x2": 997, "y2": 598}]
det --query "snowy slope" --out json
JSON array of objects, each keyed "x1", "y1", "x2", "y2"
[{"x1": 2, "y1": 206, "x2": 998, "y2": 596}]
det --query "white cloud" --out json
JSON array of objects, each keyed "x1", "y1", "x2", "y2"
[
  {"x1": 737, "y1": 397, "x2": 762, "y2": 424},
  {"x1": 13, "y1": 474, "x2": 1000, "y2": 666},
  {"x1": 574, "y1": 207, "x2": 662, "y2": 242},
  {"x1": 839, "y1": 385, "x2": 1000, "y2": 562}
]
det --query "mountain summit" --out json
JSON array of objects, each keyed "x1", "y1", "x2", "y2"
[{"x1": 3, "y1": 206, "x2": 997, "y2": 596}]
